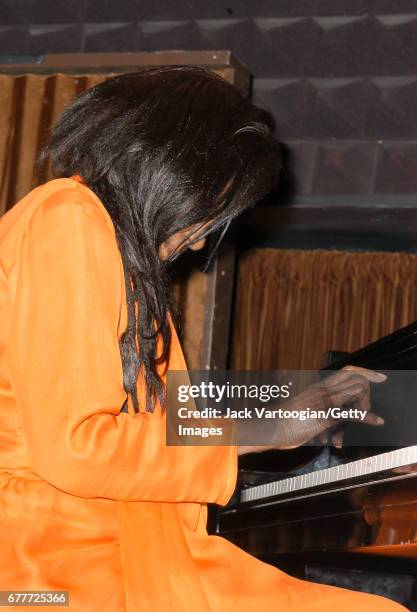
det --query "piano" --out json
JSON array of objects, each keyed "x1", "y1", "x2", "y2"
[{"x1": 214, "y1": 322, "x2": 417, "y2": 608}]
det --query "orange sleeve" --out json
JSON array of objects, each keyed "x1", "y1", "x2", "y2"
[{"x1": 2, "y1": 191, "x2": 237, "y2": 503}]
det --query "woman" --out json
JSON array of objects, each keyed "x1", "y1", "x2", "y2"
[{"x1": 0, "y1": 67, "x2": 405, "y2": 611}]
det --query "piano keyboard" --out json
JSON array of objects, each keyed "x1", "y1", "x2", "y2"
[{"x1": 241, "y1": 445, "x2": 417, "y2": 503}]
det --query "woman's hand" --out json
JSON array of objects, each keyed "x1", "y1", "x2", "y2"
[
  {"x1": 238, "y1": 365, "x2": 387, "y2": 455},
  {"x1": 293, "y1": 365, "x2": 386, "y2": 449}
]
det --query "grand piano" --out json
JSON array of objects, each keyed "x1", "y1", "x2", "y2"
[
  {"x1": 214, "y1": 322, "x2": 417, "y2": 609},
  {"x1": 165, "y1": 102, "x2": 417, "y2": 606}
]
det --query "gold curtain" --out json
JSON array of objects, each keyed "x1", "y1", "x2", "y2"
[
  {"x1": 0, "y1": 74, "x2": 107, "y2": 213},
  {"x1": 0, "y1": 73, "x2": 205, "y2": 368},
  {"x1": 231, "y1": 248, "x2": 417, "y2": 370}
]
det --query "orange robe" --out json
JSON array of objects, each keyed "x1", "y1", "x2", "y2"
[{"x1": 0, "y1": 177, "x2": 406, "y2": 611}]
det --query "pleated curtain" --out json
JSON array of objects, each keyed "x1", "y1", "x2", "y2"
[
  {"x1": 0, "y1": 74, "x2": 107, "y2": 214},
  {"x1": 231, "y1": 248, "x2": 417, "y2": 370}
]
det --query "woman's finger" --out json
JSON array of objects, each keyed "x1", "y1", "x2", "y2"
[
  {"x1": 331, "y1": 430, "x2": 344, "y2": 448},
  {"x1": 356, "y1": 379, "x2": 371, "y2": 412},
  {"x1": 318, "y1": 430, "x2": 329, "y2": 445},
  {"x1": 325, "y1": 381, "x2": 369, "y2": 409},
  {"x1": 342, "y1": 365, "x2": 387, "y2": 383},
  {"x1": 354, "y1": 411, "x2": 384, "y2": 426},
  {"x1": 324, "y1": 366, "x2": 386, "y2": 388}
]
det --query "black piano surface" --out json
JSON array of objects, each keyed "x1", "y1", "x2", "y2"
[{"x1": 214, "y1": 322, "x2": 417, "y2": 609}]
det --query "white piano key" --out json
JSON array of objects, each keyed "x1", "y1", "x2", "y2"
[{"x1": 240, "y1": 446, "x2": 417, "y2": 503}]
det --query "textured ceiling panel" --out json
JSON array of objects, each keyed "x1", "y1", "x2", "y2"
[
  {"x1": 0, "y1": 0, "x2": 31, "y2": 24},
  {"x1": 255, "y1": 18, "x2": 320, "y2": 77},
  {"x1": 253, "y1": 77, "x2": 417, "y2": 140},
  {"x1": 139, "y1": 21, "x2": 203, "y2": 52},
  {"x1": 305, "y1": 78, "x2": 375, "y2": 139},
  {"x1": 282, "y1": 141, "x2": 318, "y2": 195},
  {"x1": 84, "y1": 23, "x2": 142, "y2": 52},
  {"x1": 252, "y1": 79, "x2": 316, "y2": 139},
  {"x1": 367, "y1": 77, "x2": 417, "y2": 139},
  {"x1": 29, "y1": 24, "x2": 83, "y2": 54},
  {"x1": 85, "y1": 0, "x2": 141, "y2": 23},
  {"x1": 312, "y1": 142, "x2": 377, "y2": 194},
  {"x1": 371, "y1": 0, "x2": 417, "y2": 14},
  {"x1": 375, "y1": 144, "x2": 417, "y2": 193},
  {"x1": 0, "y1": 26, "x2": 29, "y2": 53},
  {"x1": 373, "y1": 15, "x2": 417, "y2": 75},
  {"x1": 1, "y1": 1, "x2": 416, "y2": 197},
  {"x1": 31, "y1": 0, "x2": 87, "y2": 24}
]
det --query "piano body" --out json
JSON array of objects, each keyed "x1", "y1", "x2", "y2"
[
  {"x1": 214, "y1": 322, "x2": 417, "y2": 608},
  {"x1": 218, "y1": 446, "x2": 417, "y2": 557}
]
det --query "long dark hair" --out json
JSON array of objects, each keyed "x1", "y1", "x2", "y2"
[{"x1": 38, "y1": 65, "x2": 282, "y2": 413}]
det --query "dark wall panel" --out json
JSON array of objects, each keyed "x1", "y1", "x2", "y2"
[{"x1": 0, "y1": 0, "x2": 416, "y2": 199}]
